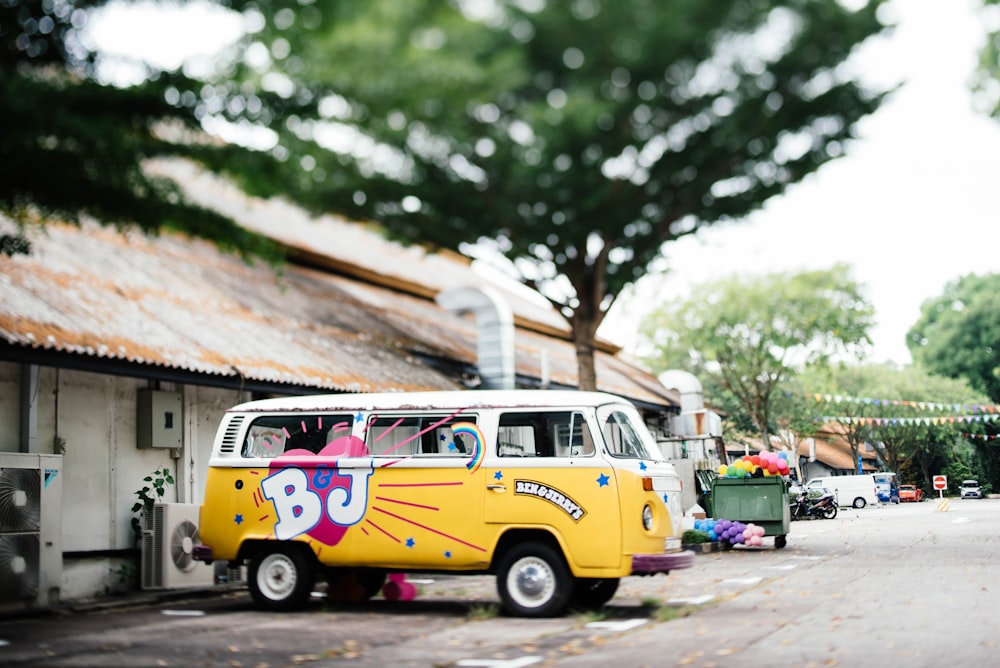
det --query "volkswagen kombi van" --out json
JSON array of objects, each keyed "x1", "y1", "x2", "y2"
[{"x1": 194, "y1": 390, "x2": 693, "y2": 617}]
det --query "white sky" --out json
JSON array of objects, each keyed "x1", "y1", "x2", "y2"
[
  {"x1": 88, "y1": 0, "x2": 1000, "y2": 367},
  {"x1": 605, "y1": 0, "x2": 1000, "y2": 366}
]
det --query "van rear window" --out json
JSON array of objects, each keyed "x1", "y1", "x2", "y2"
[{"x1": 242, "y1": 414, "x2": 355, "y2": 458}]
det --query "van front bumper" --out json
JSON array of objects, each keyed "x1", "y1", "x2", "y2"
[{"x1": 632, "y1": 550, "x2": 695, "y2": 575}]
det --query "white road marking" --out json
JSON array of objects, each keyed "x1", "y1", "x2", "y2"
[
  {"x1": 456, "y1": 657, "x2": 543, "y2": 667},
  {"x1": 161, "y1": 609, "x2": 206, "y2": 616},
  {"x1": 667, "y1": 594, "x2": 715, "y2": 605},
  {"x1": 586, "y1": 619, "x2": 649, "y2": 631}
]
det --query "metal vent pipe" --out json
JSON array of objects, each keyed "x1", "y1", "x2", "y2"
[{"x1": 436, "y1": 285, "x2": 515, "y2": 390}]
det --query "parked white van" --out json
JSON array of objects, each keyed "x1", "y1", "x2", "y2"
[
  {"x1": 806, "y1": 474, "x2": 879, "y2": 508},
  {"x1": 194, "y1": 390, "x2": 693, "y2": 617}
]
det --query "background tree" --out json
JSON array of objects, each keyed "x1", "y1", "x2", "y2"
[
  {"x1": 195, "y1": 0, "x2": 890, "y2": 390},
  {"x1": 803, "y1": 362, "x2": 993, "y2": 489},
  {"x1": 0, "y1": 0, "x2": 276, "y2": 260},
  {"x1": 975, "y1": 0, "x2": 1000, "y2": 118},
  {"x1": 638, "y1": 264, "x2": 874, "y2": 447},
  {"x1": 907, "y1": 273, "x2": 1000, "y2": 402}
]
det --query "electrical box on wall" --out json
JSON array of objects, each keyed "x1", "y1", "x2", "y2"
[{"x1": 137, "y1": 390, "x2": 182, "y2": 449}]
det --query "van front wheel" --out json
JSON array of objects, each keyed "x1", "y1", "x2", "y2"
[
  {"x1": 572, "y1": 578, "x2": 620, "y2": 609},
  {"x1": 852, "y1": 497, "x2": 867, "y2": 509},
  {"x1": 248, "y1": 545, "x2": 315, "y2": 611},
  {"x1": 496, "y1": 542, "x2": 572, "y2": 617}
]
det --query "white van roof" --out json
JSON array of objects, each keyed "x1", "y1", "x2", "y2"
[{"x1": 228, "y1": 389, "x2": 632, "y2": 414}]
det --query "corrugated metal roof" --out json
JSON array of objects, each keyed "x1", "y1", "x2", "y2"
[
  {"x1": 0, "y1": 172, "x2": 677, "y2": 406},
  {"x1": 147, "y1": 158, "x2": 575, "y2": 340},
  {"x1": 1, "y1": 220, "x2": 458, "y2": 392}
]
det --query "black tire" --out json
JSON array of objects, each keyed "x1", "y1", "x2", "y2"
[
  {"x1": 852, "y1": 497, "x2": 867, "y2": 509},
  {"x1": 774, "y1": 534, "x2": 787, "y2": 549},
  {"x1": 823, "y1": 505, "x2": 838, "y2": 520},
  {"x1": 248, "y1": 544, "x2": 315, "y2": 611},
  {"x1": 326, "y1": 567, "x2": 387, "y2": 601},
  {"x1": 571, "y1": 578, "x2": 620, "y2": 609},
  {"x1": 496, "y1": 542, "x2": 572, "y2": 618}
]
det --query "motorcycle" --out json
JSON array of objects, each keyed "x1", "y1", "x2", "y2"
[{"x1": 790, "y1": 487, "x2": 838, "y2": 520}]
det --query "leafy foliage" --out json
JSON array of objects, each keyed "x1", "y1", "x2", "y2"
[
  {"x1": 0, "y1": 0, "x2": 277, "y2": 260},
  {"x1": 802, "y1": 363, "x2": 990, "y2": 489},
  {"x1": 200, "y1": 0, "x2": 891, "y2": 388},
  {"x1": 975, "y1": 0, "x2": 1000, "y2": 118},
  {"x1": 639, "y1": 265, "x2": 874, "y2": 445},
  {"x1": 131, "y1": 466, "x2": 175, "y2": 515},
  {"x1": 907, "y1": 273, "x2": 1000, "y2": 402},
  {"x1": 4, "y1": 0, "x2": 891, "y2": 389}
]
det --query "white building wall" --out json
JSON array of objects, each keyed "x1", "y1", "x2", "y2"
[
  {"x1": 0, "y1": 363, "x2": 20, "y2": 451},
  {"x1": 0, "y1": 360, "x2": 244, "y2": 602}
]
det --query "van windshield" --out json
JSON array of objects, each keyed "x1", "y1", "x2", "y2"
[{"x1": 598, "y1": 405, "x2": 663, "y2": 460}]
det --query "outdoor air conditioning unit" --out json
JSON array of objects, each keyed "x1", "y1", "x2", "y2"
[
  {"x1": 141, "y1": 503, "x2": 214, "y2": 590},
  {"x1": 0, "y1": 453, "x2": 62, "y2": 610}
]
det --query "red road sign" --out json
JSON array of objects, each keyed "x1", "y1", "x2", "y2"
[{"x1": 933, "y1": 475, "x2": 947, "y2": 490}]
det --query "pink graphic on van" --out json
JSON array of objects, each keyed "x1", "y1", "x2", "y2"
[{"x1": 263, "y1": 434, "x2": 373, "y2": 546}]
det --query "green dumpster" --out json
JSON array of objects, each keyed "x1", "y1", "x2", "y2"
[{"x1": 710, "y1": 475, "x2": 790, "y2": 548}]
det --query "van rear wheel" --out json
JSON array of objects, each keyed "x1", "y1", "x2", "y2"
[
  {"x1": 496, "y1": 542, "x2": 572, "y2": 617},
  {"x1": 852, "y1": 497, "x2": 867, "y2": 509},
  {"x1": 248, "y1": 544, "x2": 315, "y2": 611}
]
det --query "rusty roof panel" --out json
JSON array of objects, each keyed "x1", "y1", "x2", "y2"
[
  {"x1": 1, "y1": 207, "x2": 673, "y2": 405},
  {"x1": 148, "y1": 158, "x2": 573, "y2": 337},
  {"x1": 1, "y1": 220, "x2": 460, "y2": 392}
]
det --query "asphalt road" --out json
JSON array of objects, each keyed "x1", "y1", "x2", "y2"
[{"x1": 1, "y1": 496, "x2": 995, "y2": 667}]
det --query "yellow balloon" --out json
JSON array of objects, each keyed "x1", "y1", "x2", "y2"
[{"x1": 718, "y1": 465, "x2": 728, "y2": 476}]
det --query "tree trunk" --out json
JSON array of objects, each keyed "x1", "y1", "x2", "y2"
[{"x1": 574, "y1": 326, "x2": 598, "y2": 391}]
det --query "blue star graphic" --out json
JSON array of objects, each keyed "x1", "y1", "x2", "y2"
[
  {"x1": 597, "y1": 473, "x2": 610, "y2": 487},
  {"x1": 354, "y1": 412, "x2": 364, "y2": 423},
  {"x1": 639, "y1": 461, "x2": 648, "y2": 471},
  {"x1": 444, "y1": 551, "x2": 452, "y2": 558},
  {"x1": 662, "y1": 493, "x2": 669, "y2": 504},
  {"x1": 234, "y1": 514, "x2": 244, "y2": 525},
  {"x1": 406, "y1": 537, "x2": 415, "y2": 548},
  {"x1": 494, "y1": 470, "x2": 504, "y2": 481}
]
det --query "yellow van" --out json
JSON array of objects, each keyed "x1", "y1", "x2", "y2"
[{"x1": 194, "y1": 390, "x2": 692, "y2": 617}]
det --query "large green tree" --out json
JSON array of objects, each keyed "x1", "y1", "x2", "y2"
[
  {"x1": 0, "y1": 0, "x2": 276, "y2": 260},
  {"x1": 638, "y1": 264, "x2": 875, "y2": 447},
  {"x1": 196, "y1": 0, "x2": 890, "y2": 390},
  {"x1": 907, "y1": 273, "x2": 1000, "y2": 402},
  {"x1": 4, "y1": 0, "x2": 890, "y2": 390}
]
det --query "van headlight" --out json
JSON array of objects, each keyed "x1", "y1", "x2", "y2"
[{"x1": 642, "y1": 504, "x2": 654, "y2": 531}]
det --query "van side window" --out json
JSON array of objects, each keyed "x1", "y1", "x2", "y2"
[
  {"x1": 365, "y1": 414, "x2": 477, "y2": 457},
  {"x1": 602, "y1": 410, "x2": 646, "y2": 459},
  {"x1": 498, "y1": 411, "x2": 594, "y2": 458},
  {"x1": 243, "y1": 414, "x2": 355, "y2": 458}
]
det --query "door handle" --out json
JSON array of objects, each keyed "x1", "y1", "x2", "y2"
[{"x1": 487, "y1": 484, "x2": 506, "y2": 491}]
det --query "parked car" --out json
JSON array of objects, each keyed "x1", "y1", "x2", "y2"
[
  {"x1": 960, "y1": 479, "x2": 983, "y2": 499},
  {"x1": 898, "y1": 484, "x2": 923, "y2": 502}
]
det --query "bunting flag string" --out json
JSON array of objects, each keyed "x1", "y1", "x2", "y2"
[
  {"x1": 807, "y1": 392, "x2": 1000, "y2": 415},
  {"x1": 820, "y1": 414, "x2": 1000, "y2": 427},
  {"x1": 964, "y1": 433, "x2": 1000, "y2": 440}
]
